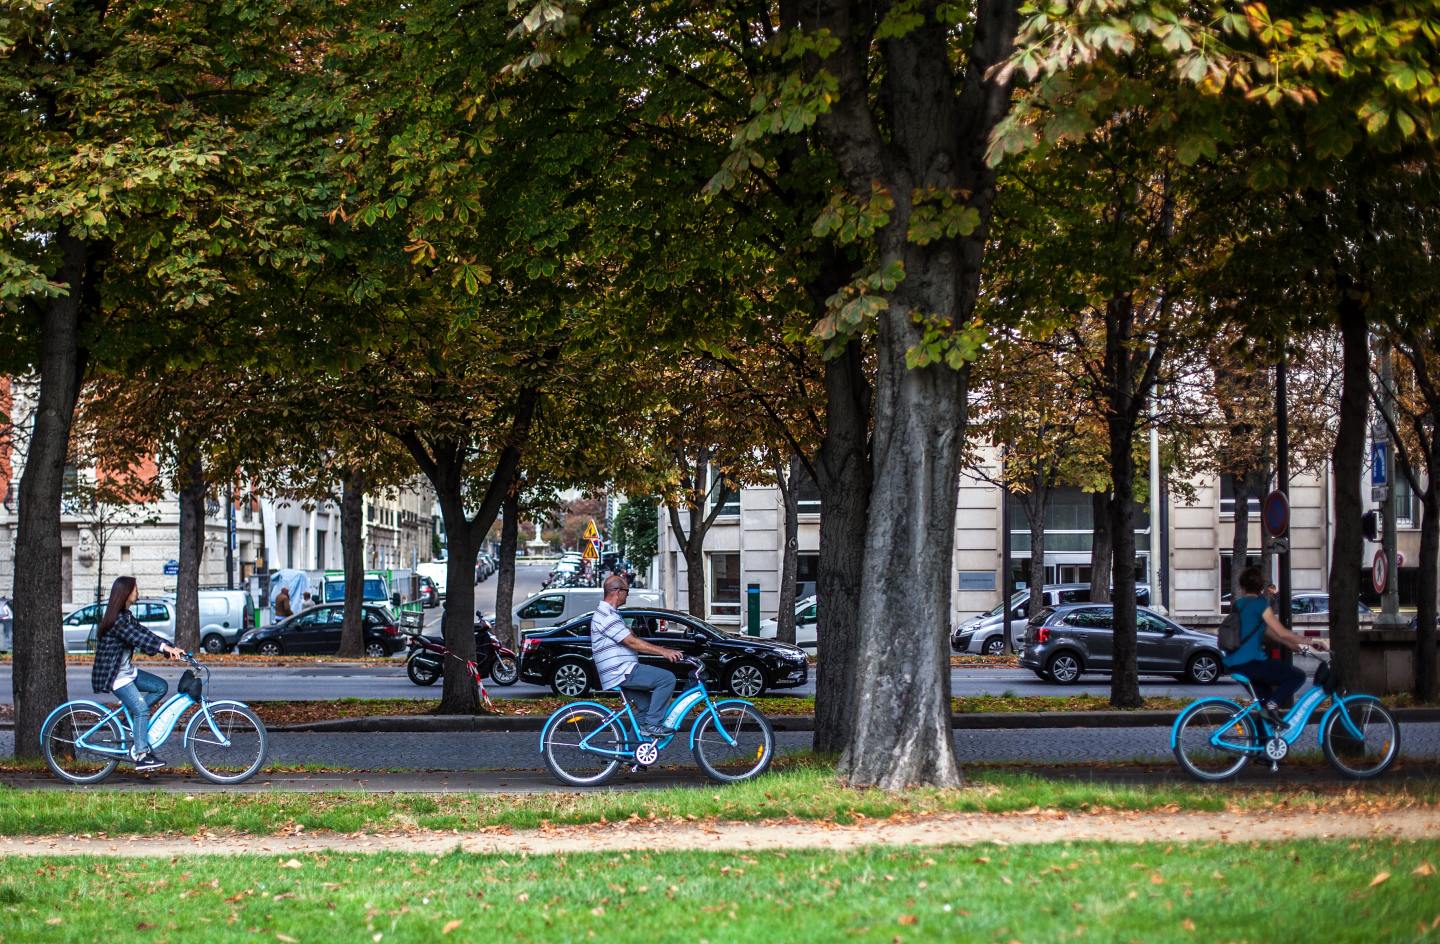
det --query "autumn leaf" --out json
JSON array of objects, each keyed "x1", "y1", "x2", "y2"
[
  {"x1": 898, "y1": 914, "x2": 918, "y2": 926},
  {"x1": 277, "y1": 935, "x2": 298, "y2": 943},
  {"x1": 1413, "y1": 863, "x2": 1435, "y2": 877},
  {"x1": 442, "y1": 920, "x2": 462, "y2": 934},
  {"x1": 1370, "y1": 872, "x2": 1391, "y2": 888},
  {"x1": 281, "y1": 859, "x2": 303, "y2": 869},
  {"x1": 1182, "y1": 918, "x2": 1196, "y2": 931}
]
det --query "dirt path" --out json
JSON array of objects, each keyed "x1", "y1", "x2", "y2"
[{"x1": 4, "y1": 808, "x2": 1438, "y2": 857}]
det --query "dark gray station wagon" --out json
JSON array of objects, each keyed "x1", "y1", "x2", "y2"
[{"x1": 1019, "y1": 604, "x2": 1224, "y2": 685}]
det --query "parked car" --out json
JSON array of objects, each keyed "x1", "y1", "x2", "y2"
[
  {"x1": 416, "y1": 560, "x2": 449, "y2": 599},
  {"x1": 757, "y1": 596, "x2": 819, "y2": 650},
  {"x1": 951, "y1": 584, "x2": 1152, "y2": 655},
  {"x1": 513, "y1": 587, "x2": 663, "y2": 636},
  {"x1": 419, "y1": 575, "x2": 441, "y2": 608},
  {"x1": 157, "y1": 589, "x2": 253, "y2": 654},
  {"x1": 68, "y1": 598, "x2": 177, "y2": 652},
  {"x1": 1018, "y1": 603, "x2": 1223, "y2": 685},
  {"x1": 1290, "y1": 593, "x2": 1371, "y2": 616},
  {"x1": 519, "y1": 608, "x2": 809, "y2": 698},
  {"x1": 234, "y1": 604, "x2": 404, "y2": 657}
]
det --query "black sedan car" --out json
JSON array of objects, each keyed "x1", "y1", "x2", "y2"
[
  {"x1": 519, "y1": 607, "x2": 809, "y2": 698},
  {"x1": 1018, "y1": 603, "x2": 1224, "y2": 685},
  {"x1": 234, "y1": 604, "x2": 405, "y2": 657}
]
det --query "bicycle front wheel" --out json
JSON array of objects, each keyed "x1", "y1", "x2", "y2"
[
  {"x1": 185, "y1": 701, "x2": 268, "y2": 785},
  {"x1": 692, "y1": 703, "x2": 774, "y2": 783},
  {"x1": 41, "y1": 703, "x2": 121, "y2": 785},
  {"x1": 1322, "y1": 695, "x2": 1400, "y2": 780},
  {"x1": 542, "y1": 705, "x2": 626, "y2": 787},
  {"x1": 1172, "y1": 700, "x2": 1258, "y2": 782}
]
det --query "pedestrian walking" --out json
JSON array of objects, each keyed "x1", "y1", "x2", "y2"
[{"x1": 273, "y1": 586, "x2": 293, "y2": 619}]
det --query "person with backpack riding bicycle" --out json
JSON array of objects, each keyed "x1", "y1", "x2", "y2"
[
  {"x1": 91, "y1": 576, "x2": 185, "y2": 771},
  {"x1": 1225, "y1": 566, "x2": 1327, "y2": 727}
]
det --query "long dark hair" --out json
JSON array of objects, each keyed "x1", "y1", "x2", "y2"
[{"x1": 98, "y1": 576, "x2": 137, "y2": 639}]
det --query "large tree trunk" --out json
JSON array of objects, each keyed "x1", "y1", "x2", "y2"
[
  {"x1": 174, "y1": 444, "x2": 206, "y2": 652},
  {"x1": 1326, "y1": 291, "x2": 1369, "y2": 681},
  {"x1": 1089, "y1": 490, "x2": 1112, "y2": 602},
  {"x1": 494, "y1": 487, "x2": 520, "y2": 648},
  {"x1": 336, "y1": 470, "x2": 366, "y2": 657},
  {"x1": 813, "y1": 341, "x2": 872, "y2": 756},
  {"x1": 1230, "y1": 475, "x2": 1254, "y2": 601},
  {"x1": 776, "y1": 454, "x2": 801, "y2": 645},
  {"x1": 666, "y1": 502, "x2": 711, "y2": 617},
  {"x1": 1416, "y1": 469, "x2": 1438, "y2": 702},
  {"x1": 1108, "y1": 453, "x2": 1142, "y2": 708},
  {"x1": 10, "y1": 237, "x2": 90, "y2": 758}
]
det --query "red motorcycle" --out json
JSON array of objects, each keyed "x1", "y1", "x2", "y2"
[{"x1": 405, "y1": 611, "x2": 519, "y2": 688}]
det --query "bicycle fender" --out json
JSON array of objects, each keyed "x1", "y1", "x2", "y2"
[
  {"x1": 38, "y1": 700, "x2": 113, "y2": 747},
  {"x1": 1319, "y1": 694, "x2": 1382, "y2": 743},
  {"x1": 1169, "y1": 697, "x2": 1247, "y2": 750},
  {"x1": 539, "y1": 701, "x2": 616, "y2": 753},
  {"x1": 689, "y1": 698, "x2": 754, "y2": 751}
]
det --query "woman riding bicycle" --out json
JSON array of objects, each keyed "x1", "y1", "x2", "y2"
[
  {"x1": 1226, "y1": 566, "x2": 1327, "y2": 723},
  {"x1": 91, "y1": 576, "x2": 185, "y2": 771}
]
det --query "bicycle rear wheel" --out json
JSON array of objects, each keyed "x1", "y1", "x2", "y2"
[
  {"x1": 1173, "y1": 700, "x2": 1259, "y2": 782},
  {"x1": 185, "y1": 701, "x2": 268, "y2": 785},
  {"x1": 1322, "y1": 695, "x2": 1400, "y2": 780},
  {"x1": 692, "y1": 703, "x2": 774, "y2": 783},
  {"x1": 41, "y1": 703, "x2": 122, "y2": 785},
  {"x1": 542, "y1": 705, "x2": 626, "y2": 787}
]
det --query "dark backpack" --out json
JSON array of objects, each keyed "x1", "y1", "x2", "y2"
[{"x1": 1218, "y1": 601, "x2": 1264, "y2": 655}]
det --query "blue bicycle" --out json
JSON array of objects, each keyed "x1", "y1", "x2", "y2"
[
  {"x1": 540, "y1": 657, "x2": 775, "y2": 786},
  {"x1": 40, "y1": 653, "x2": 268, "y2": 785},
  {"x1": 1171, "y1": 650, "x2": 1400, "y2": 782}
]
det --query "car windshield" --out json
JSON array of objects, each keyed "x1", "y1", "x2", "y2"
[{"x1": 983, "y1": 591, "x2": 1027, "y2": 619}]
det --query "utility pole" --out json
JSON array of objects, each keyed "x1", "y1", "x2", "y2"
[{"x1": 1276, "y1": 356, "x2": 1292, "y2": 627}]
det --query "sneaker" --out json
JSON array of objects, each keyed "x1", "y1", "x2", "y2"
[
  {"x1": 639, "y1": 724, "x2": 675, "y2": 740},
  {"x1": 1260, "y1": 702, "x2": 1289, "y2": 731},
  {"x1": 134, "y1": 752, "x2": 166, "y2": 772}
]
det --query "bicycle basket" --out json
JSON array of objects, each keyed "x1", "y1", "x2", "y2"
[
  {"x1": 1314, "y1": 660, "x2": 1343, "y2": 695},
  {"x1": 179, "y1": 669, "x2": 203, "y2": 701}
]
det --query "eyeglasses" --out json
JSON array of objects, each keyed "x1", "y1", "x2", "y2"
[{"x1": 613, "y1": 588, "x2": 629, "y2": 594}]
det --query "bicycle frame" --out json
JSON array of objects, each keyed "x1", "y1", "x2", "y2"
[
  {"x1": 1171, "y1": 675, "x2": 1370, "y2": 757},
  {"x1": 550, "y1": 677, "x2": 747, "y2": 762}
]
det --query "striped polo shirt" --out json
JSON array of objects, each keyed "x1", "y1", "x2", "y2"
[{"x1": 590, "y1": 600, "x2": 637, "y2": 690}]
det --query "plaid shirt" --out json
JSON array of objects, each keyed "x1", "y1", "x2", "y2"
[{"x1": 91, "y1": 610, "x2": 168, "y2": 694}]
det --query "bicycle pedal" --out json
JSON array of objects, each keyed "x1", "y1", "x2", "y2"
[{"x1": 628, "y1": 763, "x2": 650, "y2": 773}]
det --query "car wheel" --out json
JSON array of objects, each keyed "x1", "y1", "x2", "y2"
[
  {"x1": 550, "y1": 661, "x2": 593, "y2": 698},
  {"x1": 1185, "y1": 652, "x2": 1221, "y2": 685},
  {"x1": 1044, "y1": 651, "x2": 1082, "y2": 684},
  {"x1": 364, "y1": 641, "x2": 388, "y2": 658},
  {"x1": 725, "y1": 661, "x2": 768, "y2": 699},
  {"x1": 201, "y1": 634, "x2": 227, "y2": 655},
  {"x1": 257, "y1": 640, "x2": 282, "y2": 656},
  {"x1": 983, "y1": 636, "x2": 1008, "y2": 657}
]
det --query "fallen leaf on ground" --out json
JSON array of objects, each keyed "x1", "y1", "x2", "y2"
[
  {"x1": 1413, "y1": 863, "x2": 1434, "y2": 877},
  {"x1": 1370, "y1": 872, "x2": 1391, "y2": 888},
  {"x1": 280, "y1": 859, "x2": 303, "y2": 869},
  {"x1": 442, "y1": 920, "x2": 462, "y2": 934},
  {"x1": 277, "y1": 934, "x2": 298, "y2": 943},
  {"x1": 898, "y1": 915, "x2": 917, "y2": 926}
]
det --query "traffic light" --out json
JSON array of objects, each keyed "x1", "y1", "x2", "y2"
[{"x1": 1362, "y1": 509, "x2": 1383, "y2": 542}]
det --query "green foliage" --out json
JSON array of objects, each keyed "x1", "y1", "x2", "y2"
[
  {"x1": 905, "y1": 313, "x2": 989, "y2": 371},
  {"x1": 611, "y1": 495, "x2": 660, "y2": 571}
]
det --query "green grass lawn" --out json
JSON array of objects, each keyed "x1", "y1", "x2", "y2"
[
  {"x1": 2, "y1": 768, "x2": 1437, "y2": 837},
  {"x1": 2, "y1": 840, "x2": 1436, "y2": 943}
]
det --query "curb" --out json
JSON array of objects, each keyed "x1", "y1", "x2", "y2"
[{"x1": 265, "y1": 706, "x2": 1440, "y2": 734}]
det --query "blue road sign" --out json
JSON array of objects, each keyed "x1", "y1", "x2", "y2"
[
  {"x1": 1371, "y1": 441, "x2": 1389, "y2": 487},
  {"x1": 163, "y1": 559, "x2": 179, "y2": 576}
]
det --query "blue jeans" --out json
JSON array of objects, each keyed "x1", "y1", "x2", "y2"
[
  {"x1": 113, "y1": 670, "x2": 168, "y2": 755},
  {"x1": 1229, "y1": 658, "x2": 1304, "y2": 707},
  {"x1": 621, "y1": 664, "x2": 677, "y2": 729}
]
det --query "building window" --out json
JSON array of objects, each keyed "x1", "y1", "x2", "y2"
[
  {"x1": 1219, "y1": 475, "x2": 1263, "y2": 519},
  {"x1": 709, "y1": 552, "x2": 741, "y2": 619},
  {"x1": 316, "y1": 531, "x2": 327, "y2": 570},
  {"x1": 706, "y1": 465, "x2": 740, "y2": 517},
  {"x1": 1395, "y1": 472, "x2": 1415, "y2": 527},
  {"x1": 795, "y1": 553, "x2": 819, "y2": 598},
  {"x1": 794, "y1": 467, "x2": 821, "y2": 514},
  {"x1": 120, "y1": 546, "x2": 131, "y2": 564}
]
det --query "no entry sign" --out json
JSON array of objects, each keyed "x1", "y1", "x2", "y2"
[
  {"x1": 1263, "y1": 490, "x2": 1289, "y2": 537},
  {"x1": 1372, "y1": 549, "x2": 1388, "y2": 595}
]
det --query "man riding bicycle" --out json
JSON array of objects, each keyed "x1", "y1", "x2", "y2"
[{"x1": 589, "y1": 574, "x2": 683, "y2": 739}]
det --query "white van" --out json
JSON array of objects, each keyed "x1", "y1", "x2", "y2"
[
  {"x1": 416, "y1": 560, "x2": 448, "y2": 598},
  {"x1": 159, "y1": 590, "x2": 254, "y2": 654},
  {"x1": 512, "y1": 587, "x2": 663, "y2": 635}
]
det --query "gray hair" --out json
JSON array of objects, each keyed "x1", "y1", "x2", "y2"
[{"x1": 603, "y1": 575, "x2": 629, "y2": 594}]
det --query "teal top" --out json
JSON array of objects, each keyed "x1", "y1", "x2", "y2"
[{"x1": 1223, "y1": 595, "x2": 1271, "y2": 668}]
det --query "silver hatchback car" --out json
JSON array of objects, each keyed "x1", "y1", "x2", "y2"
[
  {"x1": 1018, "y1": 603, "x2": 1223, "y2": 685},
  {"x1": 65, "y1": 598, "x2": 177, "y2": 652}
]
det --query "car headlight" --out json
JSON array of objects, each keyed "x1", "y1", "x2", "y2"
[{"x1": 238, "y1": 630, "x2": 257, "y2": 644}]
